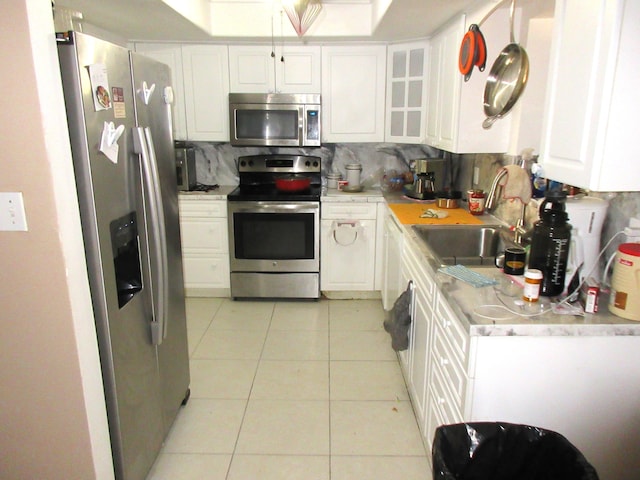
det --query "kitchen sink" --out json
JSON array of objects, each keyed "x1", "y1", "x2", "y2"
[{"x1": 411, "y1": 224, "x2": 517, "y2": 266}]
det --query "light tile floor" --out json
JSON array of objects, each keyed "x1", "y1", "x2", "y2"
[{"x1": 147, "y1": 297, "x2": 432, "y2": 480}]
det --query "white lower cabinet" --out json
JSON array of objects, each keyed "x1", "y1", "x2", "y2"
[
  {"x1": 381, "y1": 205, "x2": 404, "y2": 310},
  {"x1": 400, "y1": 233, "x2": 640, "y2": 479},
  {"x1": 400, "y1": 230, "x2": 436, "y2": 436},
  {"x1": 178, "y1": 196, "x2": 230, "y2": 296},
  {"x1": 321, "y1": 202, "x2": 377, "y2": 292}
]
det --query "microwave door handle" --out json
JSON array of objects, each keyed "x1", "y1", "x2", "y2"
[{"x1": 299, "y1": 105, "x2": 305, "y2": 146}]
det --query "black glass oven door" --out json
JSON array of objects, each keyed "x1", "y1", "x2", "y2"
[{"x1": 235, "y1": 212, "x2": 313, "y2": 259}]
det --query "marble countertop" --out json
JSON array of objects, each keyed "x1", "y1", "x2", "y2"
[
  {"x1": 399, "y1": 213, "x2": 640, "y2": 337},
  {"x1": 179, "y1": 185, "x2": 236, "y2": 200},
  {"x1": 179, "y1": 185, "x2": 640, "y2": 335},
  {"x1": 321, "y1": 187, "x2": 385, "y2": 202}
]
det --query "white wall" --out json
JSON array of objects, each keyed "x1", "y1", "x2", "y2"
[{"x1": 0, "y1": 0, "x2": 113, "y2": 478}]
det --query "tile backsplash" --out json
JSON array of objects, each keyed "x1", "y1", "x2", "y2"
[
  {"x1": 456, "y1": 153, "x2": 640, "y2": 271},
  {"x1": 189, "y1": 142, "x2": 442, "y2": 187}
]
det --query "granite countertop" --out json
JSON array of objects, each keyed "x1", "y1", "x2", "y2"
[
  {"x1": 400, "y1": 214, "x2": 640, "y2": 337},
  {"x1": 321, "y1": 186, "x2": 385, "y2": 202},
  {"x1": 179, "y1": 185, "x2": 236, "y2": 200}
]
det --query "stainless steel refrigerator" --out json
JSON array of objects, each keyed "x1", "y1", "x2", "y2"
[{"x1": 57, "y1": 32, "x2": 190, "y2": 480}]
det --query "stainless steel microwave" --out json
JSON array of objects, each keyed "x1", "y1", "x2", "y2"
[{"x1": 229, "y1": 93, "x2": 321, "y2": 147}]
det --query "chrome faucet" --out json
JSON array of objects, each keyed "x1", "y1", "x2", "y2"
[
  {"x1": 484, "y1": 167, "x2": 530, "y2": 245},
  {"x1": 485, "y1": 168, "x2": 508, "y2": 210}
]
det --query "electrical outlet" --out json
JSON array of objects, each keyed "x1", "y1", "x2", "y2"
[
  {"x1": 0, "y1": 192, "x2": 28, "y2": 231},
  {"x1": 624, "y1": 217, "x2": 640, "y2": 242}
]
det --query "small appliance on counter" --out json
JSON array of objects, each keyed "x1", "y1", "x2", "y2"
[
  {"x1": 564, "y1": 196, "x2": 608, "y2": 285},
  {"x1": 175, "y1": 142, "x2": 196, "y2": 191},
  {"x1": 404, "y1": 158, "x2": 443, "y2": 200}
]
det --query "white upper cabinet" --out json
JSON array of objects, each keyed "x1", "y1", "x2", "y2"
[
  {"x1": 134, "y1": 43, "x2": 187, "y2": 140},
  {"x1": 425, "y1": 10, "x2": 513, "y2": 153},
  {"x1": 539, "y1": 0, "x2": 640, "y2": 191},
  {"x1": 385, "y1": 41, "x2": 429, "y2": 143},
  {"x1": 181, "y1": 45, "x2": 230, "y2": 141},
  {"x1": 321, "y1": 45, "x2": 387, "y2": 143},
  {"x1": 228, "y1": 45, "x2": 321, "y2": 94}
]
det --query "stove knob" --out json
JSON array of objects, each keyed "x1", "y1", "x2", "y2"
[
  {"x1": 248, "y1": 160, "x2": 254, "y2": 167},
  {"x1": 305, "y1": 160, "x2": 311, "y2": 167},
  {"x1": 313, "y1": 161, "x2": 319, "y2": 167},
  {"x1": 239, "y1": 160, "x2": 246, "y2": 167}
]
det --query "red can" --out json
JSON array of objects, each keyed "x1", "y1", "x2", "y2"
[{"x1": 468, "y1": 189, "x2": 486, "y2": 215}]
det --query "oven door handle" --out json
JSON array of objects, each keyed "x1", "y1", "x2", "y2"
[{"x1": 231, "y1": 204, "x2": 319, "y2": 214}]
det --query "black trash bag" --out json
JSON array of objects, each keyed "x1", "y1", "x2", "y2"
[
  {"x1": 433, "y1": 422, "x2": 599, "y2": 480},
  {"x1": 383, "y1": 282, "x2": 412, "y2": 351}
]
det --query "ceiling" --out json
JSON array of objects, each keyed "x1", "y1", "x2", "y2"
[{"x1": 54, "y1": 0, "x2": 484, "y2": 43}]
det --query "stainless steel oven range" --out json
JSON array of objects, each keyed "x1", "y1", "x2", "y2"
[{"x1": 227, "y1": 154, "x2": 321, "y2": 299}]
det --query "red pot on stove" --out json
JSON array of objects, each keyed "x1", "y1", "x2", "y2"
[{"x1": 275, "y1": 176, "x2": 311, "y2": 192}]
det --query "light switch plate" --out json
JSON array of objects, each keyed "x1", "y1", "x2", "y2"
[{"x1": 0, "y1": 192, "x2": 28, "y2": 231}]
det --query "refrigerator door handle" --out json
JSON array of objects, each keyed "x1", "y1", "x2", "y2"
[{"x1": 133, "y1": 126, "x2": 169, "y2": 346}]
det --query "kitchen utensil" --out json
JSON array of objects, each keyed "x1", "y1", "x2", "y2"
[
  {"x1": 458, "y1": 24, "x2": 487, "y2": 81},
  {"x1": 482, "y1": 0, "x2": 529, "y2": 129},
  {"x1": 275, "y1": 176, "x2": 311, "y2": 192},
  {"x1": 436, "y1": 197, "x2": 459, "y2": 209},
  {"x1": 435, "y1": 190, "x2": 462, "y2": 209}
]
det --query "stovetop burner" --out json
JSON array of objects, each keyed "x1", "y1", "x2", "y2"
[{"x1": 228, "y1": 154, "x2": 322, "y2": 202}]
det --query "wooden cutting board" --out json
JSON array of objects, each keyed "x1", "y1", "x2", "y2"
[{"x1": 388, "y1": 203, "x2": 484, "y2": 225}]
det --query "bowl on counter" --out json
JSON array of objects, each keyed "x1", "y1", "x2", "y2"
[{"x1": 435, "y1": 190, "x2": 462, "y2": 208}]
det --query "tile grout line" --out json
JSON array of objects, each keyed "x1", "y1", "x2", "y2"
[
  {"x1": 224, "y1": 300, "x2": 276, "y2": 480},
  {"x1": 328, "y1": 300, "x2": 333, "y2": 480}
]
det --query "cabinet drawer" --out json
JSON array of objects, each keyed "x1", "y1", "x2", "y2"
[
  {"x1": 426, "y1": 365, "x2": 463, "y2": 450},
  {"x1": 179, "y1": 199, "x2": 227, "y2": 218},
  {"x1": 321, "y1": 202, "x2": 377, "y2": 219},
  {"x1": 182, "y1": 254, "x2": 230, "y2": 289},
  {"x1": 435, "y1": 295, "x2": 469, "y2": 365},
  {"x1": 430, "y1": 362, "x2": 464, "y2": 426},
  {"x1": 432, "y1": 330, "x2": 467, "y2": 408},
  {"x1": 180, "y1": 218, "x2": 228, "y2": 252}
]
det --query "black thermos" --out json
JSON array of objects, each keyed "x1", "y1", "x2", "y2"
[{"x1": 528, "y1": 191, "x2": 572, "y2": 297}]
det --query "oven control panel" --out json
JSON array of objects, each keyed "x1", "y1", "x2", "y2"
[{"x1": 237, "y1": 155, "x2": 320, "y2": 174}]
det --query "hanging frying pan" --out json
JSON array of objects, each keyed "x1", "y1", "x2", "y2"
[
  {"x1": 482, "y1": 0, "x2": 529, "y2": 129},
  {"x1": 458, "y1": 24, "x2": 487, "y2": 81}
]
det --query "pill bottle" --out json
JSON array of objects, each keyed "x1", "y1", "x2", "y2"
[{"x1": 523, "y1": 269, "x2": 543, "y2": 302}]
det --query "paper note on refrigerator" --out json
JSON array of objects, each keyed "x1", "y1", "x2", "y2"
[
  {"x1": 88, "y1": 63, "x2": 111, "y2": 112},
  {"x1": 100, "y1": 121, "x2": 124, "y2": 163}
]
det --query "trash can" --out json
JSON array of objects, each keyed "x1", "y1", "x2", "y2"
[{"x1": 432, "y1": 422, "x2": 599, "y2": 480}]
